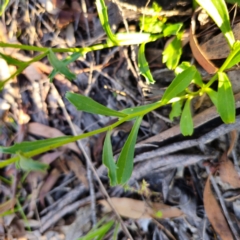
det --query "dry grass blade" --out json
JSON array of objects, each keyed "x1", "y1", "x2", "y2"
[{"x1": 203, "y1": 176, "x2": 233, "y2": 240}]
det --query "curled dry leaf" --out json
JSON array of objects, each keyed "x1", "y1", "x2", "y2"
[
  {"x1": 219, "y1": 151, "x2": 240, "y2": 189},
  {"x1": 190, "y1": 10, "x2": 218, "y2": 74},
  {"x1": 99, "y1": 198, "x2": 183, "y2": 219},
  {"x1": 28, "y1": 122, "x2": 81, "y2": 154},
  {"x1": 203, "y1": 176, "x2": 233, "y2": 240}
]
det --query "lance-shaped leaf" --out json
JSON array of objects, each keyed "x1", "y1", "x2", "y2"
[
  {"x1": 116, "y1": 116, "x2": 142, "y2": 184},
  {"x1": 162, "y1": 32, "x2": 183, "y2": 70},
  {"x1": 15, "y1": 152, "x2": 49, "y2": 172},
  {"x1": 138, "y1": 43, "x2": 155, "y2": 84},
  {"x1": 66, "y1": 92, "x2": 128, "y2": 117},
  {"x1": 49, "y1": 52, "x2": 82, "y2": 82},
  {"x1": 161, "y1": 66, "x2": 196, "y2": 104},
  {"x1": 196, "y1": 0, "x2": 235, "y2": 48},
  {"x1": 205, "y1": 88, "x2": 218, "y2": 109},
  {"x1": 217, "y1": 72, "x2": 235, "y2": 123},
  {"x1": 223, "y1": 41, "x2": 240, "y2": 70},
  {"x1": 102, "y1": 130, "x2": 117, "y2": 186},
  {"x1": 95, "y1": 0, "x2": 118, "y2": 44},
  {"x1": 163, "y1": 23, "x2": 183, "y2": 37},
  {"x1": 180, "y1": 99, "x2": 193, "y2": 136},
  {"x1": 0, "y1": 136, "x2": 74, "y2": 154},
  {"x1": 47, "y1": 49, "x2": 76, "y2": 81}
]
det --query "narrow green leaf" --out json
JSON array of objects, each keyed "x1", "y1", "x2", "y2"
[
  {"x1": 0, "y1": 0, "x2": 9, "y2": 16},
  {"x1": 223, "y1": 41, "x2": 240, "y2": 70},
  {"x1": 115, "y1": 32, "x2": 153, "y2": 45},
  {"x1": 15, "y1": 152, "x2": 48, "y2": 172},
  {"x1": 0, "y1": 136, "x2": 74, "y2": 154},
  {"x1": 102, "y1": 131, "x2": 117, "y2": 186},
  {"x1": 217, "y1": 72, "x2": 235, "y2": 123},
  {"x1": 95, "y1": 0, "x2": 118, "y2": 44},
  {"x1": 47, "y1": 49, "x2": 76, "y2": 81},
  {"x1": 161, "y1": 66, "x2": 196, "y2": 104},
  {"x1": 180, "y1": 99, "x2": 193, "y2": 136},
  {"x1": 163, "y1": 23, "x2": 183, "y2": 37},
  {"x1": 162, "y1": 32, "x2": 182, "y2": 70},
  {"x1": 120, "y1": 102, "x2": 160, "y2": 115},
  {"x1": 196, "y1": 0, "x2": 235, "y2": 47},
  {"x1": 175, "y1": 61, "x2": 191, "y2": 74},
  {"x1": 78, "y1": 220, "x2": 114, "y2": 240},
  {"x1": 205, "y1": 88, "x2": 218, "y2": 109},
  {"x1": 49, "y1": 52, "x2": 82, "y2": 82},
  {"x1": 0, "y1": 53, "x2": 25, "y2": 67},
  {"x1": 169, "y1": 100, "x2": 183, "y2": 121},
  {"x1": 66, "y1": 92, "x2": 128, "y2": 117},
  {"x1": 138, "y1": 43, "x2": 155, "y2": 84},
  {"x1": 116, "y1": 116, "x2": 142, "y2": 184}
]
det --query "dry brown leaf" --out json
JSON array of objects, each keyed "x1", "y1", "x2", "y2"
[
  {"x1": 99, "y1": 198, "x2": 183, "y2": 219},
  {"x1": 39, "y1": 168, "x2": 61, "y2": 206},
  {"x1": 28, "y1": 122, "x2": 80, "y2": 154},
  {"x1": 219, "y1": 151, "x2": 240, "y2": 189},
  {"x1": 66, "y1": 154, "x2": 88, "y2": 187},
  {"x1": 203, "y1": 176, "x2": 233, "y2": 240},
  {"x1": 201, "y1": 22, "x2": 240, "y2": 59},
  {"x1": 40, "y1": 151, "x2": 64, "y2": 165},
  {"x1": 190, "y1": 11, "x2": 218, "y2": 74}
]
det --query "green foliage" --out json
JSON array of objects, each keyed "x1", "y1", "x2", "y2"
[
  {"x1": 162, "y1": 32, "x2": 183, "y2": 69},
  {"x1": 15, "y1": 152, "x2": 48, "y2": 172},
  {"x1": 0, "y1": 0, "x2": 9, "y2": 16},
  {"x1": 217, "y1": 72, "x2": 235, "y2": 123},
  {"x1": 0, "y1": 0, "x2": 239, "y2": 187},
  {"x1": 180, "y1": 98, "x2": 194, "y2": 136},
  {"x1": 78, "y1": 220, "x2": 114, "y2": 240},
  {"x1": 195, "y1": 0, "x2": 235, "y2": 47},
  {"x1": 103, "y1": 131, "x2": 117, "y2": 186},
  {"x1": 66, "y1": 92, "x2": 128, "y2": 117},
  {"x1": 138, "y1": 42, "x2": 155, "y2": 84},
  {"x1": 169, "y1": 100, "x2": 183, "y2": 121},
  {"x1": 116, "y1": 116, "x2": 143, "y2": 185},
  {"x1": 47, "y1": 49, "x2": 76, "y2": 81}
]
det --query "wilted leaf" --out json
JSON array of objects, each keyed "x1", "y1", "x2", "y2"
[
  {"x1": 66, "y1": 92, "x2": 127, "y2": 118},
  {"x1": 116, "y1": 116, "x2": 142, "y2": 184},
  {"x1": 180, "y1": 99, "x2": 193, "y2": 136},
  {"x1": 138, "y1": 43, "x2": 155, "y2": 84},
  {"x1": 217, "y1": 72, "x2": 235, "y2": 123},
  {"x1": 203, "y1": 176, "x2": 233, "y2": 240},
  {"x1": 102, "y1": 130, "x2": 117, "y2": 186}
]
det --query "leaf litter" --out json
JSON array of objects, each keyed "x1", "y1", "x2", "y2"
[{"x1": 2, "y1": 0, "x2": 240, "y2": 239}]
